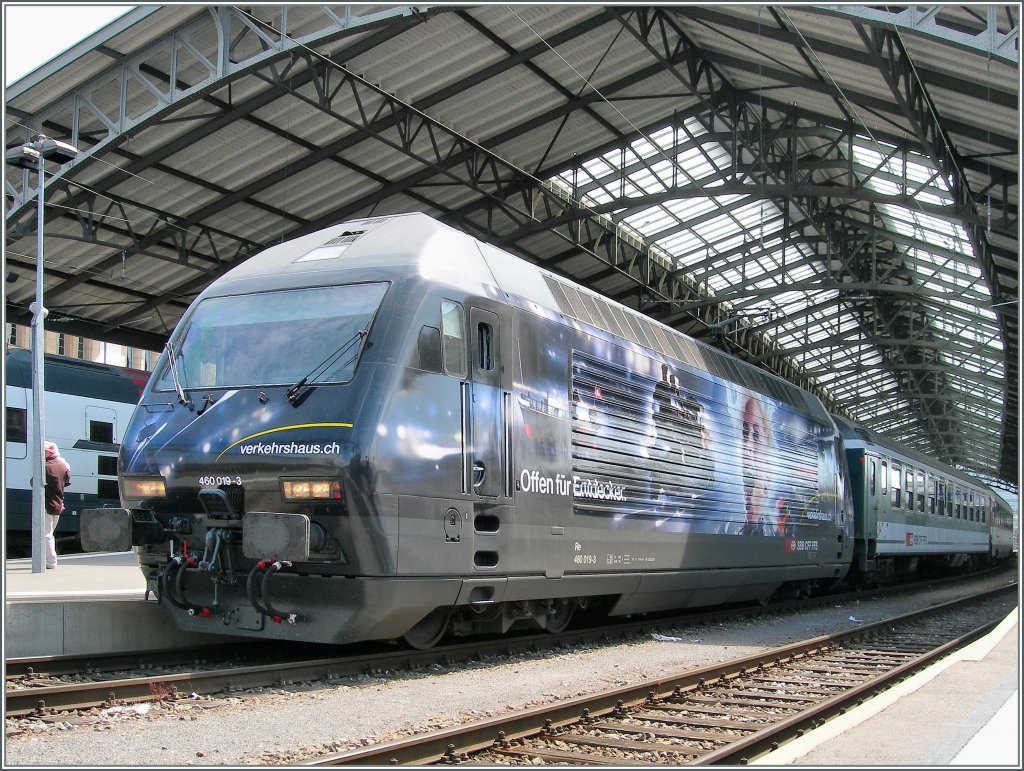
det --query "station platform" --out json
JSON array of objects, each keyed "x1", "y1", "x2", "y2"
[
  {"x1": 4, "y1": 551, "x2": 234, "y2": 657},
  {"x1": 755, "y1": 606, "x2": 1020, "y2": 767}
]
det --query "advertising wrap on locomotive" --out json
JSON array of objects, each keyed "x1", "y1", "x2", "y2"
[{"x1": 78, "y1": 213, "x2": 1013, "y2": 647}]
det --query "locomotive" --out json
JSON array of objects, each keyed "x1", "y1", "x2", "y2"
[
  {"x1": 79, "y1": 213, "x2": 1014, "y2": 647},
  {"x1": 4, "y1": 349, "x2": 149, "y2": 556}
]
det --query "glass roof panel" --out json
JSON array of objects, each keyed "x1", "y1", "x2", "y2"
[{"x1": 547, "y1": 120, "x2": 1003, "y2": 476}]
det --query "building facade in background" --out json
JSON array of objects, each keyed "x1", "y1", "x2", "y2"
[{"x1": 5, "y1": 323, "x2": 157, "y2": 372}]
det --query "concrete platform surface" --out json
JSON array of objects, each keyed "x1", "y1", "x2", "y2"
[
  {"x1": 4, "y1": 551, "x2": 235, "y2": 657},
  {"x1": 5, "y1": 550, "x2": 147, "y2": 602},
  {"x1": 754, "y1": 607, "x2": 1020, "y2": 767}
]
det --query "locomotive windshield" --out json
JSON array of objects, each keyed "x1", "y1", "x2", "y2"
[{"x1": 155, "y1": 282, "x2": 388, "y2": 390}]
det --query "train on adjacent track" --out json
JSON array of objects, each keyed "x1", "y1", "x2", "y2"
[
  {"x1": 4, "y1": 349, "x2": 150, "y2": 557},
  {"x1": 79, "y1": 213, "x2": 1015, "y2": 648}
]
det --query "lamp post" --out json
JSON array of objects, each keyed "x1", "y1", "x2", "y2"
[{"x1": 6, "y1": 134, "x2": 79, "y2": 574}]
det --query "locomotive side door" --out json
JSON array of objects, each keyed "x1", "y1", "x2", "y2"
[{"x1": 465, "y1": 307, "x2": 505, "y2": 498}]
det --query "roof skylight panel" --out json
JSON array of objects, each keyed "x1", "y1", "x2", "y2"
[
  {"x1": 632, "y1": 168, "x2": 669, "y2": 194},
  {"x1": 665, "y1": 197, "x2": 719, "y2": 221},
  {"x1": 584, "y1": 187, "x2": 615, "y2": 206},
  {"x1": 706, "y1": 273, "x2": 732, "y2": 292},
  {"x1": 628, "y1": 136, "x2": 659, "y2": 160},
  {"x1": 659, "y1": 232, "x2": 701, "y2": 257},
  {"x1": 692, "y1": 215, "x2": 746, "y2": 244},
  {"x1": 664, "y1": 230, "x2": 707, "y2": 259},
  {"x1": 582, "y1": 157, "x2": 614, "y2": 178},
  {"x1": 676, "y1": 146, "x2": 716, "y2": 179},
  {"x1": 650, "y1": 124, "x2": 678, "y2": 148}
]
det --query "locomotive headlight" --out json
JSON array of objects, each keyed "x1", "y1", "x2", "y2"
[
  {"x1": 280, "y1": 478, "x2": 343, "y2": 501},
  {"x1": 122, "y1": 475, "x2": 167, "y2": 499}
]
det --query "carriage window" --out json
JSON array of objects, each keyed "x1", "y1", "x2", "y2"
[
  {"x1": 929, "y1": 478, "x2": 936, "y2": 515},
  {"x1": 916, "y1": 470, "x2": 925, "y2": 512},
  {"x1": 90, "y1": 420, "x2": 115, "y2": 444},
  {"x1": 905, "y1": 468, "x2": 914, "y2": 510},
  {"x1": 968, "y1": 491, "x2": 976, "y2": 521},
  {"x1": 880, "y1": 461, "x2": 888, "y2": 495},
  {"x1": 441, "y1": 300, "x2": 466, "y2": 377},
  {"x1": 946, "y1": 485, "x2": 953, "y2": 517},
  {"x1": 97, "y1": 479, "x2": 119, "y2": 499},
  {"x1": 6, "y1": 406, "x2": 27, "y2": 444},
  {"x1": 891, "y1": 463, "x2": 902, "y2": 508},
  {"x1": 477, "y1": 322, "x2": 494, "y2": 371},
  {"x1": 955, "y1": 488, "x2": 962, "y2": 518}
]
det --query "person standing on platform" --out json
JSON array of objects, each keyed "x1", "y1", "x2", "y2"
[{"x1": 44, "y1": 441, "x2": 71, "y2": 569}]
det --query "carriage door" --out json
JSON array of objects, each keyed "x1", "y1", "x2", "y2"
[{"x1": 466, "y1": 307, "x2": 504, "y2": 498}]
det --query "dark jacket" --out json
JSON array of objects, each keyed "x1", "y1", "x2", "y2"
[{"x1": 45, "y1": 456, "x2": 71, "y2": 516}]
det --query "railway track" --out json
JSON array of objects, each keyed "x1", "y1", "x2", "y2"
[
  {"x1": 301, "y1": 585, "x2": 1016, "y2": 766},
  {"x1": 5, "y1": 571, "x2": 1014, "y2": 722},
  {"x1": 4, "y1": 602, "x2": 799, "y2": 718}
]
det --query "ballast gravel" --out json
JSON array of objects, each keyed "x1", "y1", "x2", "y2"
[{"x1": 3, "y1": 573, "x2": 1015, "y2": 767}]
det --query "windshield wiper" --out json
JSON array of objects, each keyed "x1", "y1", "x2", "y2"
[
  {"x1": 286, "y1": 327, "x2": 368, "y2": 405},
  {"x1": 164, "y1": 340, "x2": 193, "y2": 409}
]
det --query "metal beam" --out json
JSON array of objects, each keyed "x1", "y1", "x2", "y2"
[{"x1": 814, "y1": 5, "x2": 1019, "y2": 64}]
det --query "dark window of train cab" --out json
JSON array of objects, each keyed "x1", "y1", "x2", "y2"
[
  {"x1": 441, "y1": 300, "x2": 466, "y2": 377},
  {"x1": 6, "y1": 406, "x2": 27, "y2": 443},
  {"x1": 869, "y1": 459, "x2": 876, "y2": 496},
  {"x1": 415, "y1": 325, "x2": 442, "y2": 373}
]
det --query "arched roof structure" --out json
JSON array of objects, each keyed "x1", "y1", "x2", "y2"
[{"x1": 4, "y1": 5, "x2": 1018, "y2": 490}]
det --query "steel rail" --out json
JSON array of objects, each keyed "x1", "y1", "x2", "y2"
[
  {"x1": 6, "y1": 572, "x2": 1013, "y2": 718},
  {"x1": 300, "y1": 584, "x2": 1016, "y2": 765}
]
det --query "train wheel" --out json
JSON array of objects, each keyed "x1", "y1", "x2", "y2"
[
  {"x1": 544, "y1": 599, "x2": 574, "y2": 634},
  {"x1": 401, "y1": 608, "x2": 451, "y2": 650}
]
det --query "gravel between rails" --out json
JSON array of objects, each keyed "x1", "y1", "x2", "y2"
[{"x1": 4, "y1": 572, "x2": 1016, "y2": 767}]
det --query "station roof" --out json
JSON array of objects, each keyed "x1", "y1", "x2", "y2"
[{"x1": 4, "y1": 5, "x2": 1018, "y2": 490}]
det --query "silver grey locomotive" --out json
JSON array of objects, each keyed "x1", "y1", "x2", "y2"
[{"x1": 80, "y1": 213, "x2": 1011, "y2": 647}]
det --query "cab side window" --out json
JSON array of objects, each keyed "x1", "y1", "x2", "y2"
[
  {"x1": 477, "y1": 322, "x2": 494, "y2": 371},
  {"x1": 441, "y1": 300, "x2": 466, "y2": 377},
  {"x1": 415, "y1": 325, "x2": 443, "y2": 373}
]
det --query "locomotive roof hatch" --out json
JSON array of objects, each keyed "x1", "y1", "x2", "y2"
[{"x1": 210, "y1": 213, "x2": 501, "y2": 297}]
